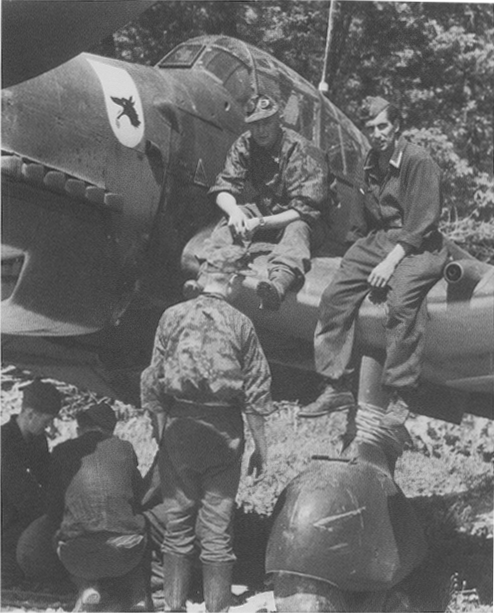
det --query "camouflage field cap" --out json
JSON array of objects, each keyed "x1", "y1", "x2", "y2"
[
  {"x1": 22, "y1": 379, "x2": 62, "y2": 416},
  {"x1": 77, "y1": 402, "x2": 117, "y2": 432},
  {"x1": 201, "y1": 245, "x2": 255, "y2": 276},
  {"x1": 361, "y1": 96, "x2": 391, "y2": 122},
  {"x1": 245, "y1": 94, "x2": 279, "y2": 123}
]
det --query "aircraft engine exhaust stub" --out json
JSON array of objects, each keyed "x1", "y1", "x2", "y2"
[{"x1": 444, "y1": 258, "x2": 489, "y2": 286}]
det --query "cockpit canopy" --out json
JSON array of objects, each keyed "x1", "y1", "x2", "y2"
[{"x1": 158, "y1": 35, "x2": 369, "y2": 180}]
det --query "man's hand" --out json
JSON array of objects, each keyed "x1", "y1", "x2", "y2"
[
  {"x1": 227, "y1": 209, "x2": 249, "y2": 238},
  {"x1": 247, "y1": 446, "x2": 266, "y2": 480},
  {"x1": 368, "y1": 243, "x2": 407, "y2": 288},
  {"x1": 368, "y1": 259, "x2": 396, "y2": 288},
  {"x1": 244, "y1": 217, "x2": 262, "y2": 239}
]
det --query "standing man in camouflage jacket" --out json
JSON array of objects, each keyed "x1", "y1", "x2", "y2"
[
  {"x1": 202, "y1": 93, "x2": 329, "y2": 311},
  {"x1": 141, "y1": 245, "x2": 273, "y2": 612}
]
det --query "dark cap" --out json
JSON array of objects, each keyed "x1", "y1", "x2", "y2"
[
  {"x1": 245, "y1": 94, "x2": 279, "y2": 124},
  {"x1": 77, "y1": 402, "x2": 117, "y2": 432},
  {"x1": 200, "y1": 245, "x2": 255, "y2": 276},
  {"x1": 361, "y1": 96, "x2": 391, "y2": 122},
  {"x1": 22, "y1": 379, "x2": 62, "y2": 416}
]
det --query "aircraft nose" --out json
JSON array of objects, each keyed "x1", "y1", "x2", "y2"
[{"x1": 1, "y1": 151, "x2": 130, "y2": 336}]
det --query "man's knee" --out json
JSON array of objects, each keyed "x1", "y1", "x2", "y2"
[
  {"x1": 16, "y1": 515, "x2": 65, "y2": 581},
  {"x1": 282, "y1": 219, "x2": 311, "y2": 241}
]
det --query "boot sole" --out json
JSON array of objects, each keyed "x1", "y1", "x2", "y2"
[{"x1": 73, "y1": 588, "x2": 101, "y2": 612}]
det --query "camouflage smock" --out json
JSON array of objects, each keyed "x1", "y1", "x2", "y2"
[
  {"x1": 141, "y1": 294, "x2": 273, "y2": 416},
  {"x1": 209, "y1": 126, "x2": 328, "y2": 227}
]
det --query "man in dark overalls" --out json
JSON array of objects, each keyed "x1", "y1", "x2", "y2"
[
  {"x1": 141, "y1": 245, "x2": 273, "y2": 612},
  {"x1": 300, "y1": 96, "x2": 448, "y2": 419},
  {"x1": 1, "y1": 379, "x2": 61, "y2": 587},
  {"x1": 198, "y1": 94, "x2": 329, "y2": 310}
]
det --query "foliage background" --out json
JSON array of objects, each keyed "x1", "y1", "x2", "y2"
[{"x1": 94, "y1": 0, "x2": 494, "y2": 260}]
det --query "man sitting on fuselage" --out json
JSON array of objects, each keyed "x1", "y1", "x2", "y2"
[{"x1": 187, "y1": 93, "x2": 331, "y2": 311}]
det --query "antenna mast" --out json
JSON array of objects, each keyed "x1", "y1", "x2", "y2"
[{"x1": 318, "y1": 0, "x2": 337, "y2": 95}]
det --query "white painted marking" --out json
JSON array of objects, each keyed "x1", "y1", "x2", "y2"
[{"x1": 87, "y1": 58, "x2": 144, "y2": 148}]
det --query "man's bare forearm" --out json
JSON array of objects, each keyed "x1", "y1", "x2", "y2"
[{"x1": 246, "y1": 413, "x2": 267, "y2": 461}]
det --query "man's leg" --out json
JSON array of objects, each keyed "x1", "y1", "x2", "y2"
[
  {"x1": 158, "y1": 424, "x2": 201, "y2": 612},
  {"x1": 2, "y1": 523, "x2": 26, "y2": 587},
  {"x1": 184, "y1": 204, "x2": 260, "y2": 299},
  {"x1": 383, "y1": 243, "x2": 449, "y2": 400},
  {"x1": 16, "y1": 514, "x2": 67, "y2": 583},
  {"x1": 257, "y1": 220, "x2": 311, "y2": 310},
  {"x1": 197, "y1": 459, "x2": 242, "y2": 613},
  {"x1": 300, "y1": 234, "x2": 388, "y2": 418}
]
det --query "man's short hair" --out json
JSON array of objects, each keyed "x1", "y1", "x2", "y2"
[
  {"x1": 76, "y1": 402, "x2": 117, "y2": 433},
  {"x1": 22, "y1": 379, "x2": 62, "y2": 416}
]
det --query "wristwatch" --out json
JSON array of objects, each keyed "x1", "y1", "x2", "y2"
[{"x1": 258, "y1": 216, "x2": 266, "y2": 228}]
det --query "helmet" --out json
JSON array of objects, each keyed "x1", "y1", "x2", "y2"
[{"x1": 266, "y1": 458, "x2": 426, "y2": 592}]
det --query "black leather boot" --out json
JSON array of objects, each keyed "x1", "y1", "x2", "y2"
[
  {"x1": 162, "y1": 554, "x2": 193, "y2": 612},
  {"x1": 202, "y1": 562, "x2": 234, "y2": 613},
  {"x1": 256, "y1": 268, "x2": 296, "y2": 311},
  {"x1": 298, "y1": 380, "x2": 355, "y2": 418}
]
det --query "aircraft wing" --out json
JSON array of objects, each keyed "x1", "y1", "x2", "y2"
[{"x1": 2, "y1": 0, "x2": 155, "y2": 87}]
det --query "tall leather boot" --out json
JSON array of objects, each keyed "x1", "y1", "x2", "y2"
[
  {"x1": 162, "y1": 553, "x2": 193, "y2": 612},
  {"x1": 202, "y1": 561, "x2": 234, "y2": 613},
  {"x1": 256, "y1": 267, "x2": 296, "y2": 311}
]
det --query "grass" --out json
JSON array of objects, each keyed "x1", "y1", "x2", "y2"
[
  {"x1": 440, "y1": 215, "x2": 494, "y2": 263},
  {"x1": 1, "y1": 363, "x2": 493, "y2": 612}
]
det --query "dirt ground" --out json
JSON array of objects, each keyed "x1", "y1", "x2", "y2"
[{"x1": 1, "y1": 369, "x2": 492, "y2": 612}]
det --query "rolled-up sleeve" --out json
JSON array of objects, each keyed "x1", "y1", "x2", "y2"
[
  {"x1": 397, "y1": 154, "x2": 442, "y2": 250},
  {"x1": 283, "y1": 142, "x2": 328, "y2": 225},
  {"x1": 140, "y1": 319, "x2": 170, "y2": 415},
  {"x1": 208, "y1": 135, "x2": 249, "y2": 199},
  {"x1": 241, "y1": 322, "x2": 274, "y2": 416}
]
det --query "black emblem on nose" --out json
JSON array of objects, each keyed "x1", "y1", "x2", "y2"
[{"x1": 111, "y1": 96, "x2": 141, "y2": 127}]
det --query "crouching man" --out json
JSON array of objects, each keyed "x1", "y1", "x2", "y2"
[
  {"x1": 46, "y1": 403, "x2": 151, "y2": 612},
  {"x1": 141, "y1": 245, "x2": 274, "y2": 612},
  {"x1": 1, "y1": 379, "x2": 62, "y2": 587}
]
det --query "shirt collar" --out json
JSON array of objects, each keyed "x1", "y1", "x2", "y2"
[
  {"x1": 364, "y1": 135, "x2": 407, "y2": 174},
  {"x1": 389, "y1": 135, "x2": 407, "y2": 169},
  {"x1": 201, "y1": 292, "x2": 227, "y2": 301}
]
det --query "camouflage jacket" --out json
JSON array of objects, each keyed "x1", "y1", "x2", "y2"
[
  {"x1": 141, "y1": 294, "x2": 273, "y2": 416},
  {"x1": 209, "y1": 127, "x2": 328, "y2": 226}
]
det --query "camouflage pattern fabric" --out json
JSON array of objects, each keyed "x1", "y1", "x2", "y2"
[
  {"x1": 141, "y1": 294, "x2": 272, "y2": 415},
  {"x1": 209, "y1": 126, "x2": 329, "y2": 227}
]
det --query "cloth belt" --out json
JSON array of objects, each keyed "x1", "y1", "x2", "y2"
[{"x1": 167, "y1": 397, "x2": 237, "y2": 417}]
